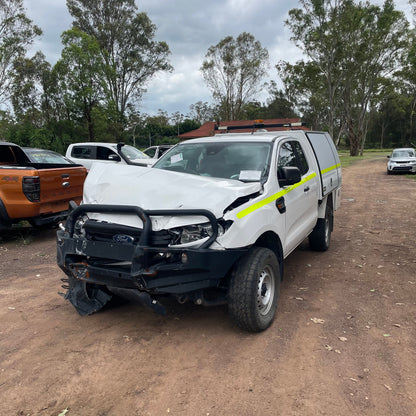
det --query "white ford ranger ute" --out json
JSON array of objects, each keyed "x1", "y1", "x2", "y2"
[{"x1": 57, "y1": 129, "x2": 341, "y2": 332}]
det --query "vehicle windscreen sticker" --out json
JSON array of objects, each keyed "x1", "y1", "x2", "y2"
[
  {"x1": 171, "y1": 153, "x2": 183, "y2": 164},
  {"x1": 239, "y1": 170, "x2": 262, "y2": 181}
]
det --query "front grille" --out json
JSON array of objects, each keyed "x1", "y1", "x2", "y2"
[
  {"x1": 83, "y1": 219, "x2": 173, "y2": 247},
  {"x1": 393, "y1": 166, "x2": 412, "y2": 171}
]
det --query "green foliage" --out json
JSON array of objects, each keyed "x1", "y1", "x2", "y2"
[
  {"x1": 0, "y1": 0, "x2": 42, "y2": 104},
  {"x1": 2, "y1": 0, "x2": 416, "y2": 158},
  {"x1": 67, "y1": 0, "x2": 172, "y2": 138},
  {"x1": 283, "y1": 0, "x2": 410, "y2": 155},
  {"x1": 338, "y1": 150, "x2": 392, "y2": 168},
  {"x1": 188, "y1": 101, "x2": 215, "y2": 124}
]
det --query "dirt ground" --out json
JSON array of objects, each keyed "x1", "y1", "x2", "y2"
[{"x1": 0, "y1": 157, "x2": 415, "y2": 416}]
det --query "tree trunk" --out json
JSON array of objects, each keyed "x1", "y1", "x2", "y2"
[{"x1": 347, "y1": 118, "x2": 360, "y2": 156}]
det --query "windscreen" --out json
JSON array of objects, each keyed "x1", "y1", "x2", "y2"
[
  {"x1": 119, "y1": 145, "x2": 150, "y2": 160},
  {"x1": 25, "y1": 149, "x2": 73, "y2": 164},
  {"x1": 392, "y1": 150, "x2": 415, "y2": 158},
  {"x1": 153, "y1": 141, "x2": 272, "y2": 182}
]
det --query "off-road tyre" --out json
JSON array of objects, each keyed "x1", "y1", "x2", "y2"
[{"x1": 228, "y1": 247, "x2": 280, "y2": 332}]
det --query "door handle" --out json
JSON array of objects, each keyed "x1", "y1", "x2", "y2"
[{"x1": 304, "y1": 186, "x2": 310, "y2": 192}]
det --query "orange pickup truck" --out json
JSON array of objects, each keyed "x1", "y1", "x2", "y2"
[{"x1": 0, "y1": 142, "x2": 87, "y2": 230}]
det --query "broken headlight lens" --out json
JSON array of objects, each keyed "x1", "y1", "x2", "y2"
[
  {"x1": 170, "y1": 222, "x2": 224, "y2": 245},
  {"x1": 182, "y1": 222, "x2": 221, "y2": 244},
  {"x1": 74, "y1": 215, "x2": 88, "y2": 238}
]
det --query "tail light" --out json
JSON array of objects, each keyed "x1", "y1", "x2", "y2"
[{"x1": 22, "y1": 176, "x2": 40, "y2": 202}]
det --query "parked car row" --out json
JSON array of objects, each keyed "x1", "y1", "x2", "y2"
[
  {"x1": 65, "y1": 142, "x2": 157, "y2": 170},
  {"x1": 0, "y1": 141, "x2": 175, "y2": 230}
]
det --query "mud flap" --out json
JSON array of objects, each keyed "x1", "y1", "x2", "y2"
[{"x1": 62, "y1": 277, "x2": 112, "y2": 316}]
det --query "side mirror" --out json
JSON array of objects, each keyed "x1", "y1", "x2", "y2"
[
  {"x1": 387, "y1": 155, "x2": 390, "y2": 159},
  {"x1": 278, "y1": 166, "x2": 302, "y2": 187},
  {"x1": 108, "y1": 154, "x2": 121, "y2": 162}
]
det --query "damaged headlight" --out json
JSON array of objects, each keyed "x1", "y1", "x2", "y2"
[
  {"x1": 181, "y1": 222, "x2": 221, "y2": 244},
  {"x1": 74, "y1": 215, "x2": 88, "y2": 238},
  {"x1": 169, "y1": 220, "x2": 232, "y2": 246}
]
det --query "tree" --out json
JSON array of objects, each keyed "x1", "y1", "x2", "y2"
[
  {"x1": 54, "y1": 28, "x2": 107, "y2": 141},
  {"x1": 66, "y1": 0, "x2": 172, "y2": 138},
  {"x1": 339, "y1": 0, "x2": 408, "y2": 155},
  {"x1": 0, "y1": 0, "x2": 41, "y2": 104},
  {"x1": 262, "y1": 82, "x2": 298, "y2": 119},
  {"x1": 397, "y1": 29, "x2": 416, "y2": 143},
  {"x1": 188, "y1": 101, "x2": 215, "y2": 124},
  {"x1": 277, "y1": 60, "x2": 338, "y2": 135},
  {"x1": 283, "y1": 0, "x2": 409, "y2": 155},
  {"x1": 10, "y1": 52, "x2": 50, "y2": 124},
  {"x1": 284, "y1": 0, "x2": 345, "y2": 140},
  {"x1": 201, "y1": 32, "x2": 269, "y2": 120}
]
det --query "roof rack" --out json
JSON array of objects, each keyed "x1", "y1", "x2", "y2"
[{"x1": 214, "y1": 121, "x2": 305, "y2": 132}]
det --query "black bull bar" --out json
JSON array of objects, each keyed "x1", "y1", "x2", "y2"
[{"x1": 57, "y1": 204, "x2": 247, "y2": 295}]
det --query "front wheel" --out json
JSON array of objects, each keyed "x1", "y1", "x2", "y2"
[{"x1": 228, "y1": 247, "x2": 281, "y2": 332}]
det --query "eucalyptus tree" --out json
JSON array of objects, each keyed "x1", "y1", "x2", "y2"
[
  {"x1": 188, "y1": 101, "x2": 215, "y2": 124},
  {"x1": 201, "y1": 32, "x2": 269, "y2": 121},
  {"x1": 66, "y1": 0, "x2": 172, "y2": 137},
  {"x1": 397, "y1": 29, "x2": 416, "y2": 142},
  {"x1": 283, "y1": 0, "x2": 409, "y2": 155},
  {"x1": 0, "y1": 0, "x2": 41, "y2": 104},
  {"x1": 338, "y1": 0, "x2": 408, "y2": 155},
  {"x1": 54, "y1": 28, "x2": 107, "y2": 141},
  {"x1": 10, "y1": 52, "x2": 50, "y2": 124},
  {"x1": 276, "y1": 60, "x2": 330, "y2": 131},
  {"x1": 284, "y1": 0, "x2": 345, "y2": 140}
]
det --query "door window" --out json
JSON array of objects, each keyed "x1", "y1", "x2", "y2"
[
  {"x1": 71, "y1": 146, "x2": 95, "y2": 159},
  {"x1": 96, "y1": 146, "x2": 117, "y2": 160},
  {"x1": 277, "y1": 141, "x2": 309, "y2": 175}
]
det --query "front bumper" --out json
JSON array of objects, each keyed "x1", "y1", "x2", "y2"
[
  {"x1": 57, "y1": 204, "x2": 247, "y2": 294},
  {"x1": 388, "y1": 163, "x2": 416, "y2": 173}
]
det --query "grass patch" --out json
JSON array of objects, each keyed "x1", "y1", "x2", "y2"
[{"x1": 338, "y1": 150, "x2": 391, "y2": 168}]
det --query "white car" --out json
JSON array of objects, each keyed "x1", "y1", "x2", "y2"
[
  {"x1": 66, "y1": 142, "x2": 155, "y2": 170},
  {"x1": 387, "y1": 148, "x2": 416, "y2": 174},
  {"x1": 143, "y1": 145, "x2": 173, "y2": 159},
  {"x1": 58, "y1": 130, "x2": 342, "y2": 332}
]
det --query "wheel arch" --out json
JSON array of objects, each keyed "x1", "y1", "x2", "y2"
[
  {"x1": 253, "y1": 231, "x2": 284, "y2": 280},
  {"x1": 0, "y1": 197, "x2": 12, "y2": 229}
]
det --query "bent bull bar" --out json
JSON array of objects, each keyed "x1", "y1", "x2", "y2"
[{"x1": 57, "y1": 204, "x2": 246, "y2": 295}]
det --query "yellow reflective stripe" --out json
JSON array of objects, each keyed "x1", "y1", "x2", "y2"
[
  {"x1": 237, "y1": 172, "x2": 317, "y2": 219},
  {"x1": 321, "y1": 163, "x2": 341, "y2": 175}
]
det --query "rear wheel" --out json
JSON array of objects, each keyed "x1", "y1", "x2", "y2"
[
  {"x1": 228, "y1": 247, "x2": 280, "y2": 332},
  {"x1": 309, "y1": 203, "x2": 333, "y2": 251}
]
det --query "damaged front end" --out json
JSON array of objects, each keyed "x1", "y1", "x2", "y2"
[{"x1": 57, "y1": 203, "x2": 247, "y2": 316}]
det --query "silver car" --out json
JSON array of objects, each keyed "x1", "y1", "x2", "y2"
[{"x1": 387, "y1": 148, "x2": 416, "y2": 174}]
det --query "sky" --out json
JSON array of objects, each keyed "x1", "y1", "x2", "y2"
[{"x1": 23, "y1": 0, "x2": 414, "y2": 118}]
